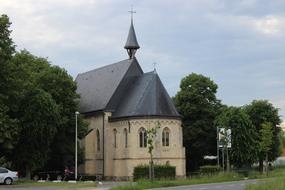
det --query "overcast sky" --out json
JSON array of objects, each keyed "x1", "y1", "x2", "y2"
[{"x1": 1, "y1": 0, "x2": 285, "y2": 119}]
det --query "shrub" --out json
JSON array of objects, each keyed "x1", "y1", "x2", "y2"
[
  {"x1": 199, "y1": 165, "x2": 220, "y2": 175},
  {"x1": 133, "y1": 164, "x2": 176, "y2": 180}
]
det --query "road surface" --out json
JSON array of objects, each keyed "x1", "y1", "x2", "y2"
[
  {"x1": 152, "y1": 179, "x2": 261, "y2": 190},
  {"x1": 0, "y1": 179, "x2": 262, "y2": 190}
]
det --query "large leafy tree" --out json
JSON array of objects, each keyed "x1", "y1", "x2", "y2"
[
  {"x1": 37, "y1": 65, "x2": 88, "y2": 169},
  {"x1": 259, "y1": 122, "x2": 273, "y2": 174},
  {"x1": 216, "y1": 107, "x2": 258, "y2": 168},
  {"x1": 10, "y1": 50, "x2": 88, "y2": 172},
  {"x1": 244, "y1": 100, "x2": 281, "y2": 172},
  {"x1": 0, "y1": 14, "x2": 19, "y2": 160},
  {"x1": 0, "y1": 14, "x2": 88, "y2": 173},
  {"x1": 12, "y1": 89, "x2": 60, "y2": 177},
  {"x1": 174, "y1": 73, "x2": 222, "y2": 172}
]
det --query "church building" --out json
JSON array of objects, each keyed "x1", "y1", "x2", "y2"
[{"x1": 76, "y1": 17, "x2": 185, "y2": 180}]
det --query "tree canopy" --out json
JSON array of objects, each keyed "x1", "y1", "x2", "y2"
[
  {"x1": 174, "y1": 73, "x2": 222, "y2": 172},
  {"x1": 216, "y1": 107, "x2": 258, "y2": 168},
  {"x1": 0, "y1": 15, "x2": 88, "y2": 174},
  {"x1": 0, "y1": 14, "x2": 18, "y2": 161},
  {"x1": 245, "y1": 100, "x2": 281, "y2": 171}
]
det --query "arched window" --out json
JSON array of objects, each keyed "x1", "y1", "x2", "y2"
[
  {"x1": 139, "y1": 128, "x2": 147, "y2": 148},
  {"x1": 96, "y1": 129, "x2": 100, "y2": 151},
  {"x1": 162, "y1": 127, "x2": 170, "y2": 147},
  {"x1": 113, "y1": 129, "x2": 117, "y2": 148},
  {"x1": 124, "y1": 128, "x2": 128, "y2": 148}
]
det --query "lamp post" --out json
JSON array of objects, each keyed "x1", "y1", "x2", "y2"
[{"x1": 75, "y1": 111, "x2": 80, "y2": 181}]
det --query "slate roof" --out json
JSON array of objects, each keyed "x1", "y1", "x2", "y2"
[
  {"x1": 75, "y1": 59, "x2": 139, "y2": 113},
  {"x1": 111, "y1": 71, "x2": 180, "y2": 119},
  {"x1": 124, "y1": 20, "x2": 140, "y2": 50},
  {"x1": 76, "y1": 58, "x2": 180, "y2": 119}
]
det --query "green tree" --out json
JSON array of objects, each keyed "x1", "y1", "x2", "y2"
[
  {"x1": 0, "y1": 14, "x2": 15, "y2": 63},
  {"x1": 245, "y1": 100, "x2": 281, "y2": 172},
  {"x1": 173, "y1": 73, "x2": 222, "y2": 172},
  {"x1": 37, "y1": 65, "x2": 88, "y2": 169},
  {"x1": 12, "y1": 89, "x2": 60, "y2": 177},
  {"x1": 146, "y1": 121, "x2": 160, "y2": 181},
  {"x1": 259, "y1": 122, "x2": 273, "y2": 175},
  {"x1": 216, "y1": 107, "x2": 258, "y2": 168},
  {"x1": 10, "y1": 50, "x2": 88, "y2": 171},
  {"x1": 0, "y1": 14, "x2": 19, "y2": 161},
  {"x1": 0, "y1": 15, "x2": 88, "y2": 174}
]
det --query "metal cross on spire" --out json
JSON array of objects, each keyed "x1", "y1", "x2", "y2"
[
  {"x1": 153, "y1": 62, "x2": 157, "y2": 73},
  {"x1": 128, "y1": 5, "x2": 136, "y2": 21}
]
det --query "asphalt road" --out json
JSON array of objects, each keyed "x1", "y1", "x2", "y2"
[
  {"x1": 0, "y1": 187, "x2": 57, "y2": 190},
  {"x1": 0, "y1": 179, "x2": 261, "y2": 190},
  {"x1": 152, "y1": 179, "x2": 261, "y2": 190}
]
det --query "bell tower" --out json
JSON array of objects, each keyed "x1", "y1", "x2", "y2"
[{"x1": 124, "y1": 7, "x2": 140, "y2": 59}]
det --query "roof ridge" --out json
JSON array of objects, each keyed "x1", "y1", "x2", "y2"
[{"x1": 77, "y1": 58, "x2": 131, "y2": 76}]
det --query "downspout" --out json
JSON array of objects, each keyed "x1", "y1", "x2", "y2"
[{"x1": 102, "y1": 112, "x2": 105, "y2": 179}]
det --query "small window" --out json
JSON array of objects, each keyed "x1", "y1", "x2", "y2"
[
  {"x1": 96, "y1": 130, "x2": 100, "y2": 151},
  {"x1": 113, "y1": 129, "x2": 117, "y2": 148},
  {"x1": 162, "y1": 127, "x2": 170, "y2": 147},
  {"x1": 124, "y1": 128, "x2": 128, "y2": 148},
  {"x1": 139, "y1": 128, "x2": 147, "y2": 148}
]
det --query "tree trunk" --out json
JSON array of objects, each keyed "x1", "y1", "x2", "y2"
[
  {"x1": 226, "y1": 147, "x2": 230, "y2": 172},
  {"x1": 265, "y1": 153, "x2": 269, "y2": 176},
  {"x1": 25, "y1": 165, "x2": 31, "y2": 179},
  {"x1": 259, "y1": 158, "x2": 264, "y2": 173},
  {"x1": 149, "y1": 153, "x2": 154, "y2": 182}
]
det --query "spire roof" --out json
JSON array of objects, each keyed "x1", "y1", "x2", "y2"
[{"x1": 124, "y1": 19, "x2": 140, "y2": 50}]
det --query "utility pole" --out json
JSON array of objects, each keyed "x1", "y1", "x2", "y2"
[
  {"x1": 222, "y1": 147, "x2": 225, "y2": 172},
  {"x1": 75, "y1": 111, "x2": 80, "y2": 181},
  {"x1": 217, "y1": 127, "x2": 220, "y2": 167},
  {"x1": 226, "y1": 145, "x2": 230, "y2": 172}
]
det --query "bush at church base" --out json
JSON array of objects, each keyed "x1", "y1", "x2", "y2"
[{"x1": 133, "y1": 164, "x2": 176, "y2": 180}]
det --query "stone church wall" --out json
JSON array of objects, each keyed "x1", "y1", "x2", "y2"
[
  {"x1": 107, "y1": 118, "x2": 185, "y2": 180},
  {"x1": 81, "y1": 113, "x2": 186, "y2": 180}
]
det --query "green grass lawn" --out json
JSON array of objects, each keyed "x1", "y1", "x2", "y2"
[
  {"x1": 111, "y1": 167, "x2": 285, "y2": 190},
  {"x1": 13, "y1": 179, "x2": 97, "y2": 188},
  {"x1": 245, "y1": 177, "x2": 285, "y2": 190},
  {"x1": 111, "y1": 172, "x2": 248, "y2": 190}
]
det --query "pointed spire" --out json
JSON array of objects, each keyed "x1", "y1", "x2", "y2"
[{"x1": 124, "y1": 7, "x2": 140, "y2": 59}]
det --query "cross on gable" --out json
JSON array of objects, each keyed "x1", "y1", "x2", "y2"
[{"x1": 153, "y1": 62, "x2": 157, "y2": 71}]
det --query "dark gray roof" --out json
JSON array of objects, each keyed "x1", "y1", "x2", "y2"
[
  {"x1": 76, "y1": 58, "x2": 180, "y2": 119},
  {"x1": 75, "y1": 59, "x2": 139, "y2": 113},
  {"x1": 111, "y1": 71, "x2": 180, "y2": 119},
  {"x1": 124, "y1": 20, "x2": 140, "y2": 50}
]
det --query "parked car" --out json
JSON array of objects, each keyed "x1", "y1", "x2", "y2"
[{"x1": 0, "y1": 167, "x2": 18, "y2": 185}]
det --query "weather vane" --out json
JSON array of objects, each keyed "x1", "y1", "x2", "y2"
[{"x1": 128, "y1": 5, "x2": 136, "y2": 20}]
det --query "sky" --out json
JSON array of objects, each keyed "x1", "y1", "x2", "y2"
[{"x1": 1, "y1": 0, "x2": 285, "y2": 119}]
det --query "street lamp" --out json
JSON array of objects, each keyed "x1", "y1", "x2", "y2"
[{"x1": 75, "y1": 111, "x2": 80, "y2": 181}]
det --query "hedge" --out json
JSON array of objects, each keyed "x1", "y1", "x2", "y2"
[
  {"x1": 199, "y1": 165, "x2": 221, "y2": 175},
  {"x1": 133, "y1": 164, "x2": 176, "y2": 180}
]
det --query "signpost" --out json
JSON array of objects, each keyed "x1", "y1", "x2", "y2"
[{"x1": 217, "y1": 128, "x2": 231, "y2": 172}]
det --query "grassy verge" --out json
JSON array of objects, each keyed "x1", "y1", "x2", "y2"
[
  {"x1": 245, "y1": 177, "x2": 285, "y2": 190},
  {"x1": 111, "y1": 167, "x2": 285, "y2": 190},
  {"x1": 111, "y1": 172, "x2": 247, "y2": 190},
  {"x1": 13, "y1": 179, "x2": 97, "y2": 188}
]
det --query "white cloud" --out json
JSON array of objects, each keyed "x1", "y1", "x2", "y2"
[
  {"x1": 207, "y1": 13, "x2": 285, "y2": 37},
  {"x1": 254, "y1": 15, "x2": 284, "y2": 35}
]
